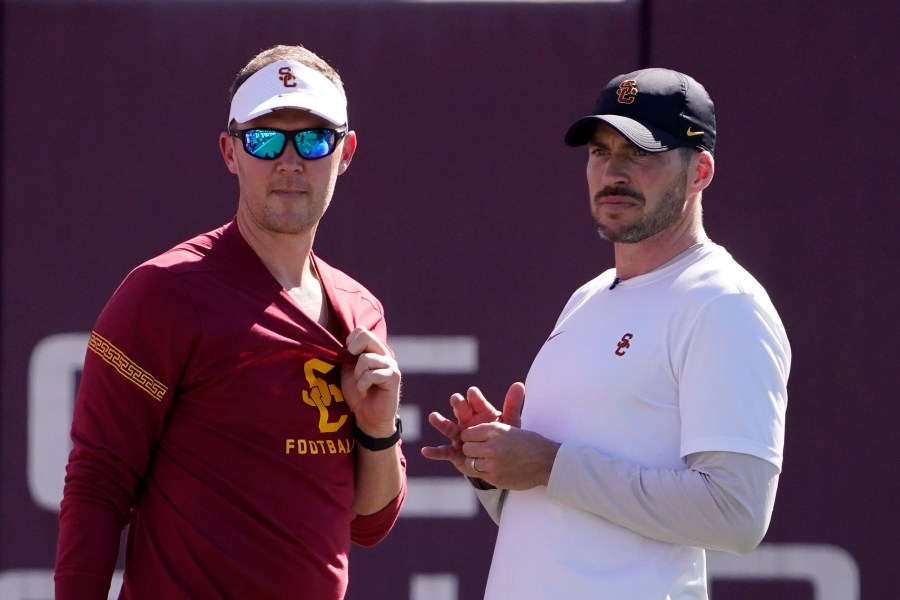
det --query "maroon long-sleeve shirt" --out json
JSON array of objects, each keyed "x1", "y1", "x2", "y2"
[{"x1": 56, "y1": 220, "x2": 406, "y2": 599}]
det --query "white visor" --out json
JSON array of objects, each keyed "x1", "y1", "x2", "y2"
[{"x1": 228, "y1": 60, "x2": 347, "y2": 127}]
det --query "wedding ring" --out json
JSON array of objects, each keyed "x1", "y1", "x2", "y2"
[{"x1": 471, "y1": 457, "x2": 482, "y2": 473}]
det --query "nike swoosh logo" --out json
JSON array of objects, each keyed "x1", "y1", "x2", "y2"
[{"x1": 686, "y1": 127, "x2": 704, "y2": 137}]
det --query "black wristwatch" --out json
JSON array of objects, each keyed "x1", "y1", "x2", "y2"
[{"x1": 354, "y1": 416, "x2": 402, "y2": 451}]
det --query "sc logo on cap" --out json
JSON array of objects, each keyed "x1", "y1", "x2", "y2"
[
  {"x1": 616, "y1": 79, "x2": 638, "y2": 104},
  {"x1": 278, "y1": 66, "x2": 298, "y2": 88}
]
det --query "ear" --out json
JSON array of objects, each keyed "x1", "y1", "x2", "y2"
[
  {"x1": 337, "y1": 130, "x2": 358, "y2": 176},
  {"x1": 690, "y1": 150, "x2": 715, "y2": 193},
  {"x1": 219, "y1": 132, "x2": 239, "y2": 175}
]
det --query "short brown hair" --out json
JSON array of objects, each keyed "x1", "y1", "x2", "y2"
[{"x1": 229, "y1": 44, "x2": 346, "y2": 102}]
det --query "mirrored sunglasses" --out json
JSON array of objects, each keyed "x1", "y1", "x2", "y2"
[{"x1": 229, "y1": 127, "x2": 346, "y2": 160}]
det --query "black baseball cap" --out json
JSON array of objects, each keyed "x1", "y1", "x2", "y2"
[{"x1": 564, "y1": 68, "x2": 716, "y2": 154}]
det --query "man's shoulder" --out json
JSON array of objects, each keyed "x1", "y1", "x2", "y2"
[
  {"x1": 138, "y1": 222, "x2": 234, "y2": 273},
  {"x1": 681, "y1": 244, "x2": 768, "y2": 296},
  {"x1": 107, "y1": 223, "x2": 241, "y2": 306},
  {"x1": 673, "y1": 245, "x2": 782, "y2": 323}
]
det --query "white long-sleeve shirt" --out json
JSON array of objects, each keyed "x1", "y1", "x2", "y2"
[{"x1": 478, "y1": 243, "x2": 789, "y2": 600}]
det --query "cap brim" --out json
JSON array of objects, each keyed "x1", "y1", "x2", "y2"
[
  {"x1": 235, "y1": 93, "x2": 346, "y2": 127},
  {"x1": 564, "y1": 114, "x2": 681, "y2": 152}
]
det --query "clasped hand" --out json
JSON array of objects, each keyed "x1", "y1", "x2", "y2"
[{"x1": 421, "y1": 383, "x2": 560, "y2": 491}]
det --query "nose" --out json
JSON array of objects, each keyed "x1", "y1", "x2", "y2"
[
  {"x1": 602, "y1": 153, "x2": 631, "y2": 185},
  {"x1": 276, "y1": 142, "x2": 306, "y2": 172}
]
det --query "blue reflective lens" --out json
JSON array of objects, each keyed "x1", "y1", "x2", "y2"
[
  {"x1": 295, "y1": 130, "x2": 335, "y2": 159},
  {"x1": 243, "y1": 129, "x2": 287, "y2": 159}
]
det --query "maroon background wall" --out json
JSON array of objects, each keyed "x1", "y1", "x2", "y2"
[{"x1": 2, "y1": 1, "x2": 897, "y2": 598}]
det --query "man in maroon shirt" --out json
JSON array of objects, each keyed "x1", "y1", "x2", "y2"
[{"x1": 55, "y1": 44, "x2": 407, "y2": 599}]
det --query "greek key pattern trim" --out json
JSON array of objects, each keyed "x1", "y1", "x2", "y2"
[{"x1": 88, "y1": 331, "x2": 168, "y2": 401}]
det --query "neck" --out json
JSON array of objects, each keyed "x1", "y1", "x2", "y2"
[
  {"x1": 237, "y1": 213, "x2": 330, "y2": 326},
  {"x1": 612, "y1": 206, "x2": 709, "y2": 280},
  {"x1": 236, "y1": 211, "x2": 316, "y2": 289}
]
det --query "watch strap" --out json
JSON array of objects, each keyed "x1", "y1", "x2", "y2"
[{"x1": 354, "y1": 416, "x2": 402, "y2": 451}]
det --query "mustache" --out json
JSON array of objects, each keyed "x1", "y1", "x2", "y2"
[{"x1": 594, "y1": 186, "x2": 645, "y2": 204}]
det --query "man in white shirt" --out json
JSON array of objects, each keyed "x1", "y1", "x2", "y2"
[{"x1": 422, "y1": 68, "x2": 790, "y2": 599}]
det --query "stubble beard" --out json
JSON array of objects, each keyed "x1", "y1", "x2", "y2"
[
  {"x1": 261, "y1": 206, "x2": 323, "y2": 236},
  {"x1": 259, "y1": 186, "x2": 334, "y2": 236},
  {"x1": 594, "y1": 167, "x2": 689, "y2": 244}
]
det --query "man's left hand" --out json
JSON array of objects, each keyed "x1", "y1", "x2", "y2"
[{"x1": 342, "y1": 326, "x2": 401, "y2": 438}]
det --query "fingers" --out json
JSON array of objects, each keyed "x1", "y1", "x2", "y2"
[
  {"x1": 420, "y1": 445, "x2": 490, "y2": 480},
  {"x1": 459, "y1": 421, "x2": 508, "y2": 444},
  {"x1": 351, "y1": 343, "x2": 400, "y2": 393},
  {"x1": 465, "y1": 386, "x2": 501, "y2": 418},
  {"x1": 420, "y1": 444, "x2": 457, "y2": 461},
  {"x1": 425, "y1": 383, "x2": 522, "y2": 480},
  {"x1": 342, "y1": 327, "x2": 400, "y2": 433},
  {"x1": 422, "y1": 412, "x2": 487, "y2": 478},
  {"x1": 449, "y1": 392, "x2": 473, "y2": 422},
  {"x1": 468, "y1": 456, "x2": 488, "y2": 475},
  {"x1": 345, "y1": 326, "x2": 390, "y2": 357},
  {"x1": 426, "y1": 411, "x2": 461, "y2": 441},
  {"x1": 353, "y1": 363, "x2": 400, "y2": 393},
  {"x1": 421, "y1": 412, "x2": 466, "y2": 468},
  {"x1": 501, "y1": 382, "x2": 526, "y2": 427}
]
